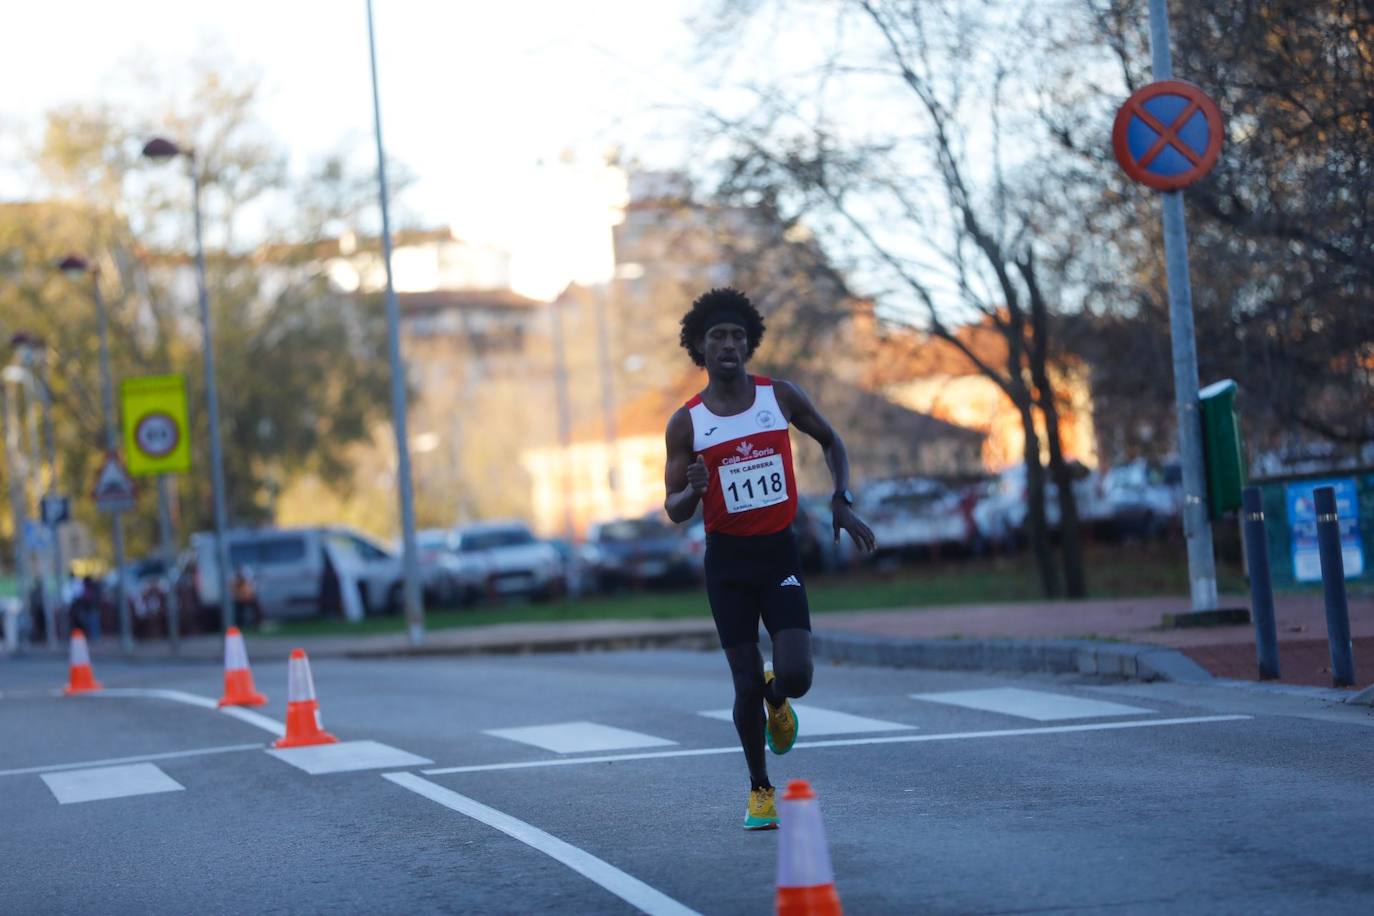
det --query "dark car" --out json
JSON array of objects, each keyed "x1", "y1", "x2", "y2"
[{"x1": 585, "y1": 517, "x2": 698, "y2": 592}]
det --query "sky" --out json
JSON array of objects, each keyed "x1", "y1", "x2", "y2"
[{"x1": 1, "y1": 0, "x2": 715, "y2": 298}]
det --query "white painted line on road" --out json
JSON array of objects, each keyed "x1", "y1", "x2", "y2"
[
  {"x1": 424, "y1": 715, "x2": 1251, "y2": 775},
  {"x1": 699, "y1": 705, "x2": 915, "y2": 736},
  {"x1": 41, "y1": 762, "x2": 185, "y2": 804},
  {"x1": 910, "y1": 687, "x2": 1154, "y2": 721},
  {"x1": 94, "y1": 687, "x2": 219, "y2": 709},
  {"x1": 85, "y1": 687, "x2": 286, "y2": 736},
  {"x1": 485, "y1": 721, "x2": 677, "y2": 754},
  {"x1": 267, "y1": 740, "x2": 432, "y2": 774},
  {"x1": 0, "y1": 742, "x2": 264, "y2": 778},
  {"x1": 0, "y1": 688, "x2": 63, "y2": 700},
  {"x1": 384, "y1": 772, "x2": 701, "y2": 916},
  {"x1": 220, "y1": 706, "x2": 287, "y2": 736},
  {"x1": 428, "y1": 746, "x2": 741, "y2": 775}
]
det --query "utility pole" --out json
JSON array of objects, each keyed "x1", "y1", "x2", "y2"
[
  {"x1": 366, "y1": 0, "x2": 425, "y2": 645},
  {"x1": 593, "y1": 285, "x2": 621, "y2": 518},
  {"x1": 551, "y1": 296, "x2": 577, "y2": 543},
  {"x1": 2, "y1": 381, "x2": 31, "y2": 645}
]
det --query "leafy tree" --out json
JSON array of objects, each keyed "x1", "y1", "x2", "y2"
[{"x1": 0, "y1": 62, "x2": 393, "y2": 563}]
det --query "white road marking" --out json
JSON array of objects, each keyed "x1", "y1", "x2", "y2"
[
  {"x1": 84, "y1": 687, "x2": 286, "y2": 736},
  {"x1": 425, "y1": 715, "x2": 1250, "y2": 775},
  {"x1": 41, "y1": 762, "x2": 185, "y2": 805},
  {"x1": 0, "y1": 742, "x2": 264, "y2": 778},
  {"x1": 267, "y1": 740, "x2": 432, "y2": 774},
  {"x1": 0, "y1": 688, "x2": 63, "y2": 700},
  {"x1": 484, "y1": 721, "x2": 677, "y2": 754},
  {"x1": 220, "y1": 706, "x2": 287, "y2": 736},
  {"x1": 698, "y1": 704, "x2": 914, "y2": 735},
  {"x1": 384, "y1": 772, "x2": 701, "y2": 916},
  {"x1": 911, "y1": 687, "x2": 1154, "y2": 721}
]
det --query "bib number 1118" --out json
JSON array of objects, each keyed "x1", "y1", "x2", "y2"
[{"x1": 719, "y1": 453, "x2": 788, "y2": 514}]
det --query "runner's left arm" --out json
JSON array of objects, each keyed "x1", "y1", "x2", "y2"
[{"x1": 775, "y1": 380, "x2": 876, "y2": 552}]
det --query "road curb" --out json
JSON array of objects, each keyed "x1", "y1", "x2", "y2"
[
  {"x1": 342, "y1": 630, "x2": 720, "y2": 659},
  {"x1": 808, "y1": 631, "x2": 1216, "y2": 683}
]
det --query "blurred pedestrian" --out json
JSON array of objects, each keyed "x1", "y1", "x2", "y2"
[
  {"x1": 662, "y1": 287, "x2": 876, "y2": 830},
  {"x1": 231, "y1": 565, "x2": 262, "y2": 630},
  {"x1": 74, "y1": 576, "x2": 101, "y2": 641}
]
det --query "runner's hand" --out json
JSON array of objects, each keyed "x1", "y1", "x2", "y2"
[
  {"x1": 833, "y1": 505, "x2": 876, "y2": 553},
  {"x1": 686, "y1": 455, "x2": 709, "y2": 495}
]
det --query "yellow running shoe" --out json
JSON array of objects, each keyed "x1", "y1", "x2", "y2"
[
  {"x1": 764, "y1": 669, "x2": 798, "y2": 755},
  {"x1": 744, "y1": 786, "x2": 779, "y2": 830}
]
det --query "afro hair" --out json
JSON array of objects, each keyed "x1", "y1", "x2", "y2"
[{"x1": 678, "y1": 287, "x2": 766, "y2": 368}]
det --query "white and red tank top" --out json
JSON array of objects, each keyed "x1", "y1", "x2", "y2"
[{"x1": 687, "y1": 376, "x2": 798, "y2": 536}]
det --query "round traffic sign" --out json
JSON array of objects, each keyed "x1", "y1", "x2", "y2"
[
  {"x1": 134, "y1": 411, "x2": 180, "y2": 458},
  {"x1": 1112, "y1": 79, "x2": 1223, "y2": 191}
]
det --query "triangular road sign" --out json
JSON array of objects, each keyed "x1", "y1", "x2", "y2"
[{"x1": 92, "y1": 452, "x2": 137, "y2": 513}]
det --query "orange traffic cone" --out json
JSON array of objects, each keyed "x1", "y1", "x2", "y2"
[
  {"x1": 63, "y1": 628, "x2": 102, "y2": 695},
  {"x1": 217, "y1": 627, "x2": 267, "y2": 707},
  {"x1": 273, "y1": 648, "x2": 338, "y2": 748},
  {"x1": 776, "y1": 780, "x2": 843, "y2": 916}
]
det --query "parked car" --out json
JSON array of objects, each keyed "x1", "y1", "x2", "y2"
[
  {"x1": 544, "y1": 538, "x2": 598, "y2": 599},
  {"x1": 1088, "y1": 459, "x2": 1182, "y2": 540},
  {"x1": 187, "y1": 526, "x2": 407, "y2": 626},
  {"x1": 857, "y1": 477, "x2": 966, "y2": 559},
  {"x1": 450, "y1": 521, "x2": 563, "y2": 600},
  {"x1": 584, "y1": 516, "x2": 697, "y2": 592},
  {"x1": 973, "y1": 464, "x2": 1100, "y2": 547},
  {"x1": 416, "y1": 528, "x2": 488, "y2": 606}
]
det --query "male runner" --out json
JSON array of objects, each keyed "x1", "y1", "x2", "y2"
[{"x1": 663, "y1": 287, "x2": 876, "y2": 829}]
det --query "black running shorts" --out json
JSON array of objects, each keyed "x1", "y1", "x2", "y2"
[{"x1": 703, "y1": 527, "x2": 811, "y2": 648}]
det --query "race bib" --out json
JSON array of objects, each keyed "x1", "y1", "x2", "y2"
[{"x1": 718, "y1": 453, "x2": 789, "y2": 514}]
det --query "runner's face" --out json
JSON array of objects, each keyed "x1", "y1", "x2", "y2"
[{"x1": 700, "y1": 323, "x2": 749, "y2": 375}]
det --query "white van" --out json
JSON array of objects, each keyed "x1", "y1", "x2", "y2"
[{"x1": 190, "y1": 527, "x2": 407, "y2": 621}]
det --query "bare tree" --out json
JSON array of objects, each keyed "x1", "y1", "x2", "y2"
[{"x1": 694, "y1": 0, "x2": 1091, "y2": 596}]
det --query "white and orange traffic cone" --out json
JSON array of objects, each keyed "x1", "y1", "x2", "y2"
[
  {"x1": 273, "y1": 648, "x2": 338, "y2": 748},
  {"x1": 776, "y1": 779, "x2": 843, "y2": 916},
  {"x1": 218, "y1": 627, "x2": 267, "y2": 707},
  {"x1": 63, "y1": 628, "x2": 102, "y2": 695}
]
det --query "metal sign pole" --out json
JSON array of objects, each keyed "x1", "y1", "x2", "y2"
[
  {"x1": 3, "y1": 385, "x2": 32, "y2": 645},
  {"x1": 91, "y1": 278, "x2": 132, "y2": 651},
  {"x1": 367, "y1": 0, "x2": 425, "y2": 646},
  {"x1": 189, "y1": 166, "x2": 235, "y2": 636},
  {"x1": 1148, "y1": 0, "x2": 1218, "y2": 612}
]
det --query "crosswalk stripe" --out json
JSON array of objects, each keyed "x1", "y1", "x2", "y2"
[
  {"x1": 910, "y1": 687, "x2": 1154, "y2": 721},
  {"x1": 484, "y1": 721, "x2": 677, "y2": 754},
  {"x1": 41, "y1": 762, "x2": 185, "y2": 805},
  {"x1": 697, "y1": 705, "x2": 914, "y2": 735},
  {"x1": 267, "y1": 740, "x2": 432, "y2": 774}
]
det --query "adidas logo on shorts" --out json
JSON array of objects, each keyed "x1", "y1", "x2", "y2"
[{"x1": 779, "y1": 574, "x2": 801, "y2": 588}]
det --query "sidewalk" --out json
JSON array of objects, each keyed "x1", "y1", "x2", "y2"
[
  {"x1": 22, "y1": 592, "x2": 1374, "y2": 692},
  {"x1": 811, "y1": 593, "x2": 1374, "y2": 690}
]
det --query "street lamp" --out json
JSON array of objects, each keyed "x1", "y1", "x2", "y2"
[
  {"x1": 9, "y1": 332, "x2": 60, "y2": 649},
  {"x1": 140, "y1": 138, "x2": 234, "y2": 634},
  {"x1": 57, "y1": 254, "x2": 132, "y2": 651}
]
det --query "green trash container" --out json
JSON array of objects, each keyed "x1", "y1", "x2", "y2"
[{"x1": 1199, "y1": 379, "x2": 1246, "y2": 521}]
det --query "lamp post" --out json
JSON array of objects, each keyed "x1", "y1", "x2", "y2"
[
  {"x1": 366, "y1": 0, "x2": 425, "y2": 646},
  {"x1": 1, "y1": 365, "x2": 33, "y2": 647},
  {"x1": 57, "y1": 255, "x2": 131, "y2": 651},
  {"x1": 141, "y1": 138, "x2": 234, "y2": 634},
  {"x1": 9, "y1": 333, "x2": 60, "y2": 649}
]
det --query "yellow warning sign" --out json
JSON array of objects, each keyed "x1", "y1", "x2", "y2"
[{"x1": 121, "y1": 375, "x2": 191, "y2": 477}]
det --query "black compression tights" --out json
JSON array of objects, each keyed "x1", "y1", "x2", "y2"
[{"x1": 723, "y1": 629, "x2": 813, "y2": 791}]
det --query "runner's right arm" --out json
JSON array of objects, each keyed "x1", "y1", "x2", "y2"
[{"x1": 664, "y1": 407, "x2": 707, "y2": 523}]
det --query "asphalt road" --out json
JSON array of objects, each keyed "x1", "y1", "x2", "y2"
[{"x1": 2, "y1": 648, "x2": 1372, "y2": 914}]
